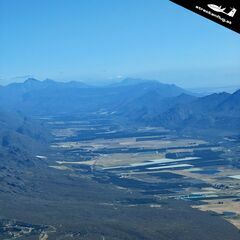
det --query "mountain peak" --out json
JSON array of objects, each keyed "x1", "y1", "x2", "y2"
[
  {"x1": 24, "y1": 78, "x2": 40, "y2": 84},
  {"x1": 233, "y1": 89, "x2": 240, "y2": 96}
]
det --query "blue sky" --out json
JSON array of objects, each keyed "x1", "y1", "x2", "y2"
[{"x1": 0, "y1": 0, "x2": 239, "y2": 88}]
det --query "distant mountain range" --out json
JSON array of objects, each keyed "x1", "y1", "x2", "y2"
[
  {"x1": 0, "y1": 78, "x2": 239, "y2": 133},
  {"x1": 0, "y1": 78, "x2": 187, "y2": 114}
]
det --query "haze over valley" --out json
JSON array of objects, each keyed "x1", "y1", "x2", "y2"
[{"x1": 0, "y1": 78, "x2": 239, "y2": 239}]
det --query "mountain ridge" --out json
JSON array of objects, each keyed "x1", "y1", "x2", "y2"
[{"x1": 0, "y1": 78, "x2": 239, "y2": 132}]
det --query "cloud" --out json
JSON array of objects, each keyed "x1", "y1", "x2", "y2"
[{"x1": 116, "y1": 75, "x2": 124, "y2": 79}]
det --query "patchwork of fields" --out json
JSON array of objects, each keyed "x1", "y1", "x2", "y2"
[{"x1": 45, "y1": 113, "x2": 240, "y2": 230}]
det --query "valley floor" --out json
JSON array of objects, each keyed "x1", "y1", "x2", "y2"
[{"x1": 1, "y1": 112, "x2": 240, "y2": 239}]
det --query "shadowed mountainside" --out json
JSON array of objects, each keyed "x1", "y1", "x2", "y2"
[
  {"x1": 0, "y1": 109, "x2": 51, "y2": 193},
  {"x1": 156, "y1": 90, "x2": 240, "y2": 131}
]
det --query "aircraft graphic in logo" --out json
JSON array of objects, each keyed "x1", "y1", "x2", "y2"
[
  {"x1": 208, "y1": 4, "x2": 226, "y2": 13},
  {"x1": 208, "y1": 4, "x2": 237, "y2": 17}
]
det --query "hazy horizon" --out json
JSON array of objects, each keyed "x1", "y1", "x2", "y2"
[{"x1": 1, "y1": 76, "x2": 239, "y2": 94}]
